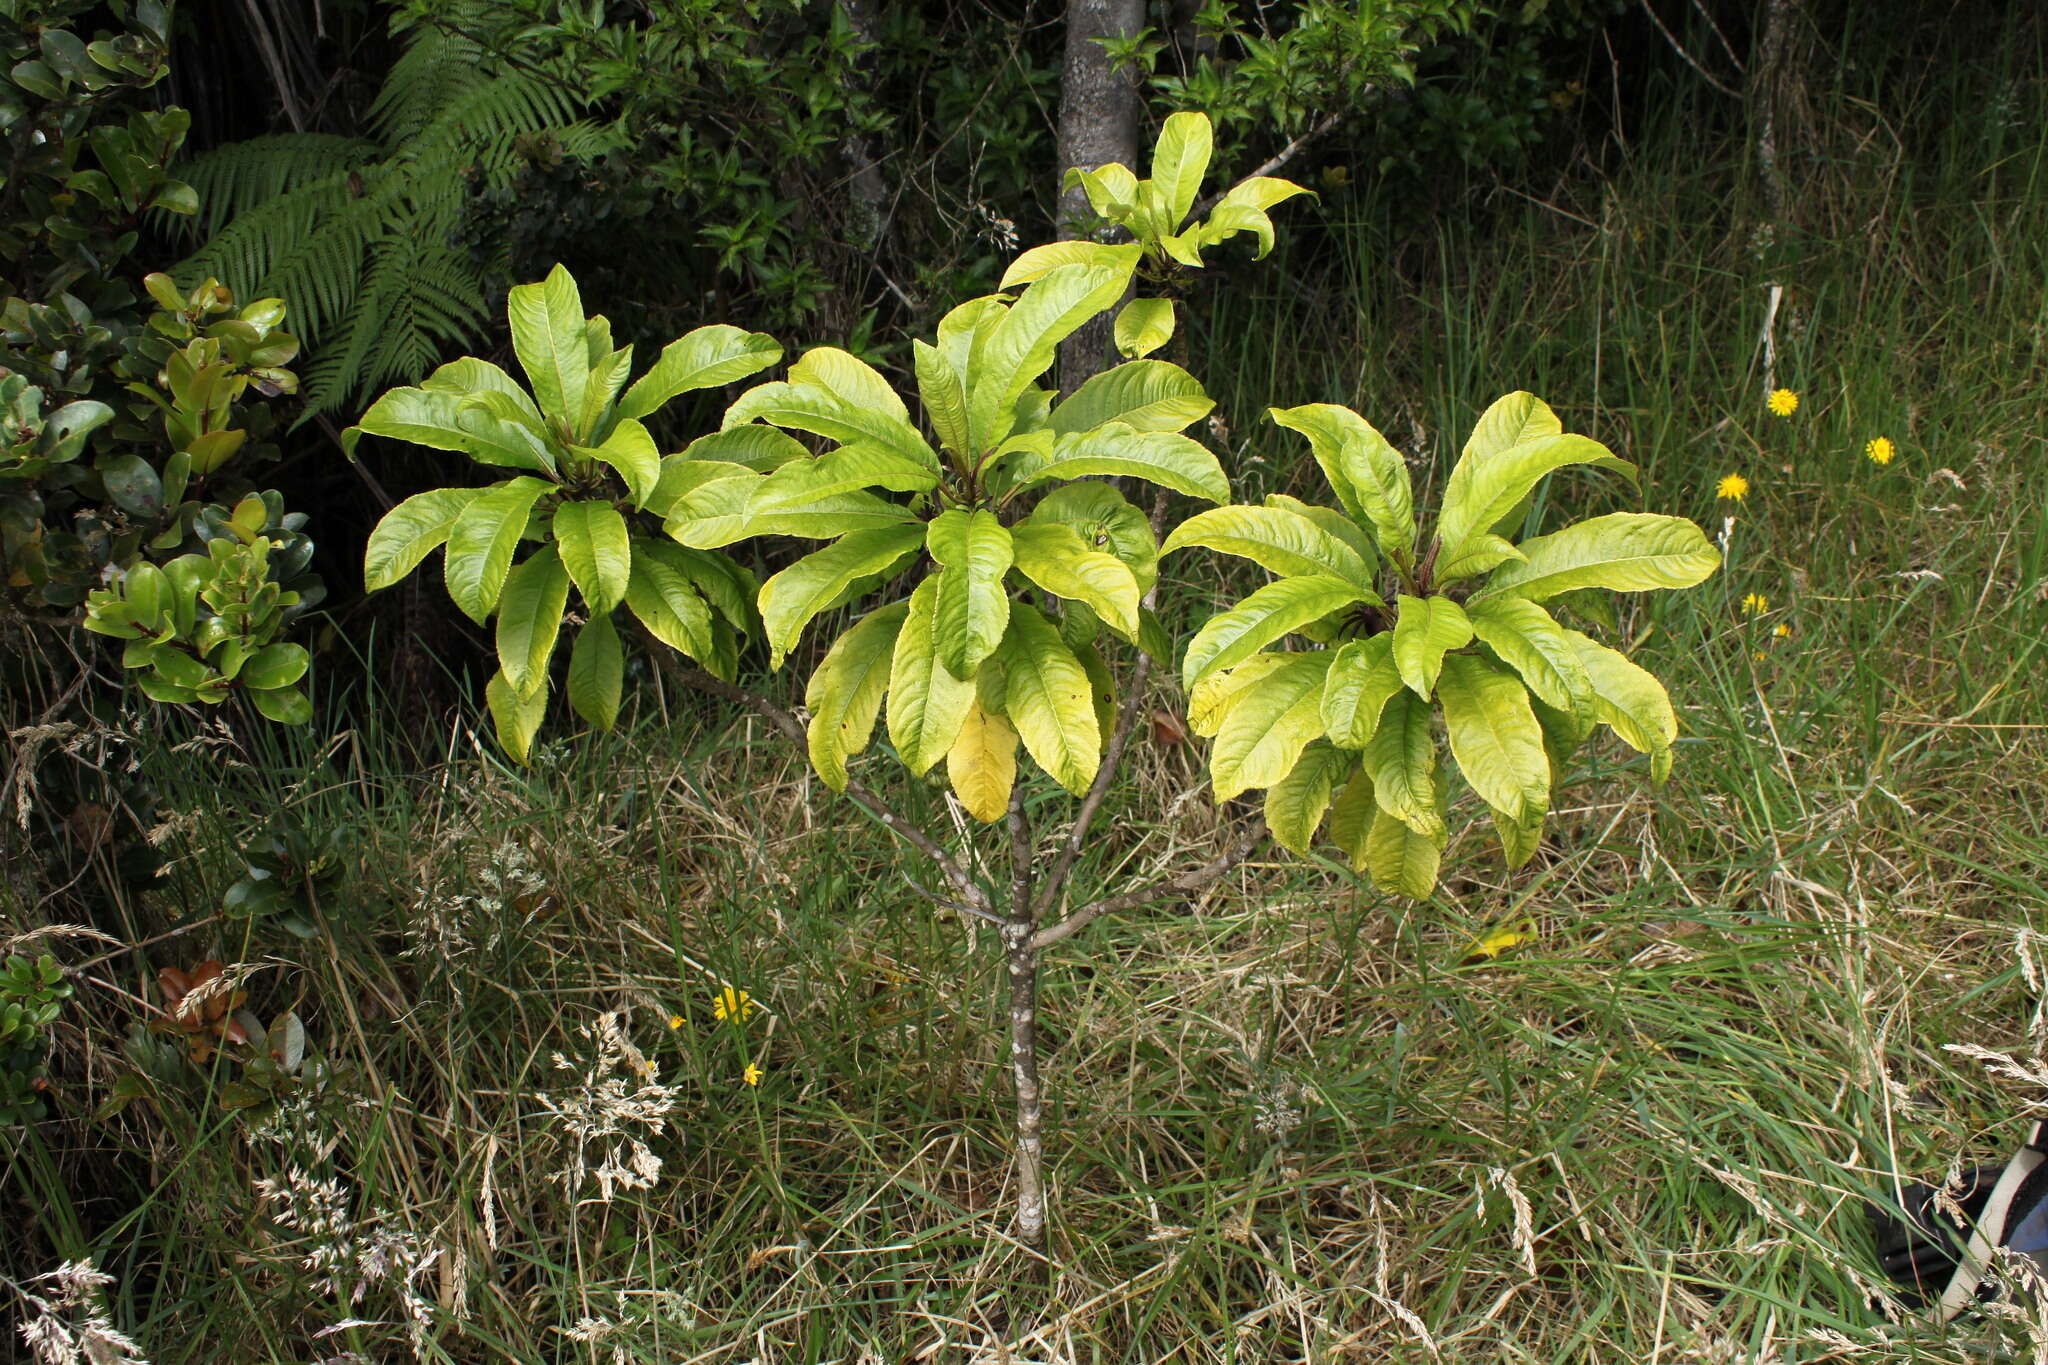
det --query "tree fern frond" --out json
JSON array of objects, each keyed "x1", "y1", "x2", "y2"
[{"x1": 177, "y1": 135, "x2": 380, "y2": 240}]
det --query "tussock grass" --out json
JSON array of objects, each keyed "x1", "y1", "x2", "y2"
[{"x1": 9, "y1": 13, "x2": 2048, "y2": 1362}]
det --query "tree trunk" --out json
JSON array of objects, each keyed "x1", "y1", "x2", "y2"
[
  {"x1": 1055, "y1": 0, "x2": 1144, "y2": 393},
  {"x1": 1750, "y1": 0, "x2": 1801, "y2": 227}
]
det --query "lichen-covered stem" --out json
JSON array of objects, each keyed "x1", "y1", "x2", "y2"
[{"x1": 1003, "y1": 781, "x2": 1047, "y2": 1250}]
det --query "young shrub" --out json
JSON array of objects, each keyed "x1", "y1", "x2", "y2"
[
  {"x1": 1168, "y1": 391, "x2": 1720, "y2": 896},
  {"x1": 350, "y1": 266, "x2": 782, "y2": 759}
]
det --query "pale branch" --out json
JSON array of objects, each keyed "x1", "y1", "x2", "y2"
[
  {"x1": 1638, "y1": 0, "x2": 1740, "y2": 98},
  {"x1": 1030, "y1": 821, "x2": 1268, "y2": 951},
  {"x1": 645, "y1": 648, "x2": 992, "y2": 915},
  {"x1": 1190, "y1": 111, "x2": 1339, "y2": 220}
]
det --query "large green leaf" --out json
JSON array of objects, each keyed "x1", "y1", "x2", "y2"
[
  {"x1": 666, "y1": 473, "x2": 916, "y2": 549},
  {"x1": 640, "y1": 540, "x2": 755, "y2": 632},
  {"x1": 506, "y1": 264, "x2": 589, "y2": 431},
  {"x1": 1474, "y1": 513, "x2": 1721, "y2": 604},
  {"x1": 443, "y1": 477, "x2": 552, "y2": 625},
  {"x1": 1150, "y1": 110, "x2": 1213, "y2": 227},
  {"x1": 485, "y1": 670, "x2": 549, "y2": 764},
  {"x1": 1163, "y1": 504, "x2": 1377, "y2": 591},
  {"x1": 1265, "y1": 743, "x2": 1352, "y2": 855},
  {"x1": 1267, "y1": 404, "x2": 1414, "y2": 560},
  {"x1": 1018, "y1": 422, "x2": 1229, "y2": 504},
  {"x1": 1461, "y1": 391, "x2": 1561, "y2": 465},
  {"x1": 1362, "y1": 690, "x2": 1443, "y2": 837},
  {"x1": 551, "y1": 500, "x2": 631, "y2": 613},
  {"x1": 1562, "y1": 629, "x2": 1678, "y2": 782},
  {"x1": 496, "y1": 545, "x2": 571, "y2": 693},
  {"x1": 1113, "y1": 298, "x2": 1175, "y2": 359},
  {"x1": 725, "y1": 378, "x2": 939, "y2": 473},
  {"x1": 1182, "y1": 575, "x2": 1366, "y2": 689},
  {"x1": 1188, "y1": 651, "x2": 1294, "y2": 738},
  {"x1": 1437, "y1": 653, "x2": 1550, "y2": 826},
  {"x1": 678, "y1": 425, "x2": 810, "y2": 471},
  {"x1": 750, "y1": 442, "x2": 939, "y2": 509},
  {"x1": 1027, "y1": 482, "x2": 1159, "y2": 591},
  {"x1": 1366, "y1": 801, "x2": 1444, "y2": 899},
  {"x1": 364, "y1": 487, "x2": 484, "y2": 592},
  {"x1": 1196, "y1": 176, "x2": 1313, "y2": 258},
  {"x1": 967, "y1": 253, "x2": 1142, "y2": 449},
  {"x1": 348, "y1": 387, "x2": 553, "y2": 472},
  {"x1": 624, "y1": 545, "x2": 714, "y2": 659},
  {"x1": 421, "y1": 356, "x2": 544, "y2": 425},
  {"x1": 1208, "y1": 650, "x2": 1334, "y2": 803},
  {"x1": 998, "y1": 239, "x2": 1137, "y2": 288},
  {"x1": 616, "y1": 325, "x2": 782, "y2": 421},
  {"x1": 1326, "y1": 768, "x2": 1376, "y2": 867},
  {"x1": 567, "y1": 613, "x2": 623, "y2": 731},
  {"x1": 1466, "y1": 596, "x2": 1593, "y2": 714},
  {"x1": 913, "y1": 339, "x2": 970, "y2": 457},
  {"x1": 574, "y1": 418, "x2": 661, "y2": 508},
  {"x1": 887, "y1": 577, "x2": 977, "y2": 776},
  {"x1": 1321, "y1": 633, "x2": 1406, "y2": 750},
  {"x1": 1048, "y1": 360, "x2": 1213, "y2": 437},
  {"x1": 805, "y1": 601, "x2": 908, "y2": 791},
  {"x1": 1009, "y1": 521, "x2": 1140, "y2": 637},
  {"x1": 760, "y1": 524, "x2": 925, "y2": 668},
  {"x1": 999, "y1": 602, "x2": 1101, "y2": 795},
  {"x1": 926, "y1": 508, "x2": 1014, "y2": 679},
  {"x1": 1436, "y1": 433, "x2": 1634, "y2": 581},
  {"x1": 1390, "y1": 594, "x2": 1473, "y2": 699}
]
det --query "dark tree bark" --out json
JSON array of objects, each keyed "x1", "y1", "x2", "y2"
[{"x1": 1054, "y1": 0, "x2": 1145, "y2": 393}]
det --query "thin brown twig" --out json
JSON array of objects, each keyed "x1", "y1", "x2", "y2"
[
  {"x1": 1190, "y1": 111, "x2": 1340, "y2": 220},
  {"x1": 1031, "y1": 821, "x2": 1266, "y2": 951}
]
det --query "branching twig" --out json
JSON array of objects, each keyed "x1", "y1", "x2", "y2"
[
  {"x1": 1637, "y1": 0, "x2": 1739, "y2": 98},
  {"x1": 1031, "y1": 821, "x2": 1267, "y2": 950}
]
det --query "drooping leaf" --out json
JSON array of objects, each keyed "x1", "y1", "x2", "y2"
[
  {"x1": 506, "y1": 264, "x2": 588, "y2": 429},
  {"x1": 760, "y1": 524, "x2": 926, "y2": 668},
  {"x1": 1562, "y1": 628, "x2": 1679, "y2": 782},
  {"x1": 1325, "y1": 768, "x2": 1376, "y2": 867},
  {"x1": 1048, "y1": 360, "x2": 1213, "y2": 437},
  {"x1": 967, "y1": 253, "x2": 1142, "y2": 448},
  {"x1": 1321, "y1": 633, "x2": 1405, "y2": 749},
  {"x1": 750, "y1": 442, "x2": 939, "y2": 509},
  {"x1": 805, "y1": 601, "x2": 908, "y2": 791},
  {"x1": 567, "y1": 613, "x2": 623, "y2": 730},
  {"x1": 1182, "y1": 575, "x2": 1366, "y2": 690},
  {"x1": 888, "y1": 577, "x2": 978, "y2": 776},
  {"x1": 1465, "y1": 596, "x2": 1594, "y2": 714},
  {"x1": 999, "y1": 602, "x2": 1100, "y2": 795},
  {"x1": 1436, "y1": 433, "x2": 1635, "y2": 581},
  {"x1": 1437, "y1": 653, "x2": 1550, "y2": 826},
  {"x1": 998, "y1": 239, "x2": 1138, "y2": 288},
  {"x1": 1492, "y1": 804, "x2": 1545, "y2": 869},
  {"x1": 1366, "y1": 800, "x2": 1444, "y2": 899},
  {"x1": 926, "y1": 508, "x2": 1014, "y2": 679},
  {"x1": 1362, "y1": 690, "x2": 1444, "y2": 837},
  {"x1": 364, "y1": 487, "x2": 484, "y2": 591},
  {"x1": 349, "y1": 387, "x2": 552, "y2": 471},
  {"x1": 725, "y1": 379, "x2": 939, "y2": 473},
  {"x1": 1188, "y1": 651, "x2": 1294, "y2": 738},
  {"x1": 1267, "y1": 404, "x2": 1415, "y2": 560},
  {"x1": 1390, "y1": 594, "x2": 1473, "y2": 698},
  {"x1": 1196, "y1": 176, "x2": 1313, "y2": 258},
  {"x1": 1265, "y1": 743, "x2": 1352, "y2": 854},
  {"x1": 551, "y1": 500, "x2": 631, "y2": 612},
  {"x1": 485, "y1": 669, "x2": 548, "y2": 765},
  {"x1": 495, "y1": 545, "x2": 571, "y2": 693},
  {"x1": 947, "y1": 698, "x2": 1019, "y2": 822},
  {"x1": 443, "y1": 477, "x2": 552, "y2": 625},
  {"x1": 616, "y1": 325, "x2": 781, "y2": 421},
  {"x1": 1163, "y1": 504, "x2": 1377, "y2": 592},
  {"x1": 1009, "y1": 521, "x2": 1140, "y2": 637},
  {"x1": 1474, "y1": 513, "x2": 1721, "y2": 604},
  {"x1": 1208, "y1": 650, "x2": 1333, "y2": 803}
]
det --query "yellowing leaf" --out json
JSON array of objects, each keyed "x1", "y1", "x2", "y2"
[
  {"x1": 805, "y1": 601, "x2": 908, "y2": 791},
  {"x1": 1113, "y1": 297, "x2": 1175, "y2": 359},
  {"x1": 947, "y1": 698, "x2": 1019, "y2": 822},
  {"x1": 1182, "y1": 574, "x2": 1366, "y2": 690},
  {"x1": 1208, "y1": 651, "x2": 1333, "y2": 803},
  {"x1": 1000, "y1": 603, "x2": 1101, "y2": 795},
  {"x1": 1462, "y1": 916, "x2": 1538, "y2": 961},
  {"x1": 888, "y1": 577, "x2": 977, "y2": 776},
  {"x1": 1474, "y1": 513, "x2": 1720, "y2": 604},
  {"x1": 1390, "y1": 594, "x2": 1472, "y2": 699},
  {"x1": 1437, "y1": 653, "x2": 1550, "y2": 826}
]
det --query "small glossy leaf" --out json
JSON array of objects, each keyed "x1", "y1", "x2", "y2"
[
  {"x1": 241, "y1": 643, "x2": 308, "y2": 690},
  {"x1": 1112, "y1": 297, "x2": 1175, "y2": 359},
  {"x1": 249, "y1": 686, "x2": 313, "y2": 725}
]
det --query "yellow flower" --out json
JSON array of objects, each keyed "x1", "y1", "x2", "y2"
[
  {"x1": 1773, "y1": 622, "x2": 1791, "y2": 638},
  {"x1": 1741, "y1": 592, "x2": 1769, "y2": 614},
  {"x1": 712, "y1": 986, "x2": 756, "y2": 1023},
  {"x1": 1865, "y1": 435, "x2": 1895, "y2": 465},
  {"x1": 1716, "y1": 473, "x2": 1750, "y2": 501},
  {"x1": 1767, "y1": 388, "x2": 1799, "y2": 417},
  {"x1": 742, "y1": 1062, "x2": 763, "y2": 1086},
  {"x1": 667, "y1": 1014, "x2": 684, "y2": 1030}
]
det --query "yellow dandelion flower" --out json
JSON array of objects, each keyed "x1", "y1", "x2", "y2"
[
  {"x1": 1716, "y1": 473, "x2": 1750, "y2": 501},
  {"x1": 1767, "y1": 388, "x2": 1799, "y2": 417},
  {"x1": 712, "y1": 986, "x2": 756, "y2": 1023},
  {"x1": 742, "y1": 1062, "x2": 764, "y2": 1086},
  {"x1": 1741, "y1": 592, "x2": 1769, "y2": 614},
  {"x1": 1773, "y1": 622, "x2": 1791, "y2": 638},
  {"x1": 667, "y1": 1014, "x2": 684, "y2": 1030},
  {"x1": 1753, "y1": 651, "x2": 1768, "y2": 662},
  {"x1": 1866, "y1": 436, "x2": 1896, "y2": 465}
]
